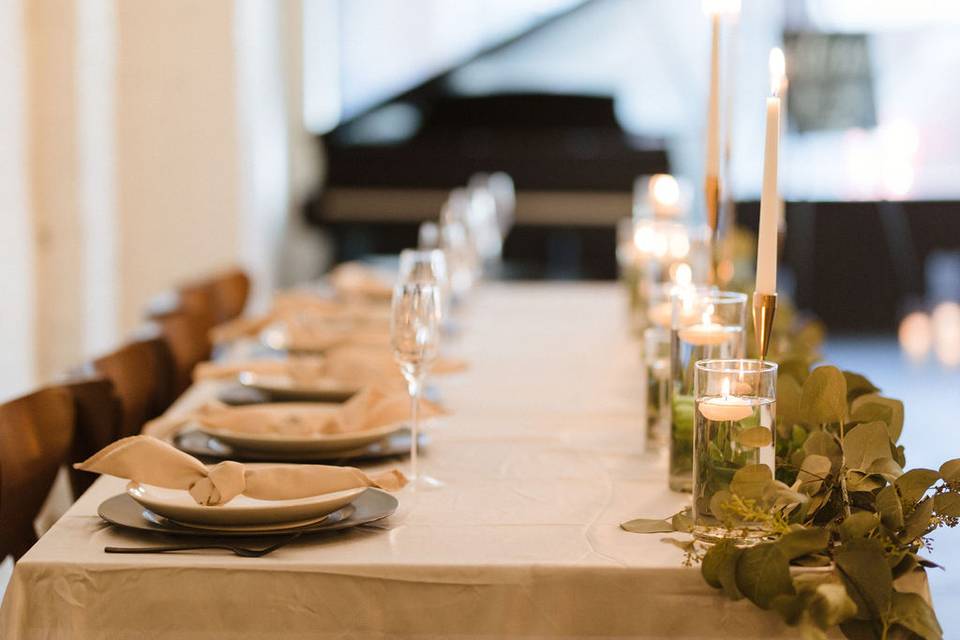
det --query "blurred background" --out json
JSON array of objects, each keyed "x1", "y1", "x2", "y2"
[{"x1": 2, "y1": 0, "x2": 960, "y2": 418}]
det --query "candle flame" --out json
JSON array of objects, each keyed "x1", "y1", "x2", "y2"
[
  {"x1": 650, "y1": 174, "x2": 680, "y2": 208},
  {"x1": 701, "y1": 304, "x2": 715, "y2": 326},
  {"x1": 721, "y1": 377, "x2": 731, "y2": 398},
  {"x1": 769, "y1": 47, "x2": 786, "y2": 96}
]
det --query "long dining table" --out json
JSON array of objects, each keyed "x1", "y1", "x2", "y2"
[{"x1": 1, "y1": 283, "x2": 819, "y2": 638}]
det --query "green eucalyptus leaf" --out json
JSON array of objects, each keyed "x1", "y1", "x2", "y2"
[
  {"x1": 671, "y1": 509, "x2": 693, "y2": 533},
  {"x1": 776, "y1": 527, "x2": 830, "y2": 560},
  {"x1": 778, "y1": 374, "x2": 803, "y2": 428},
  {"x1": 709, "y1": 490, "x2": 734, "y2": 522},
  {"x1": 876, "y1": 485, "x2": 904, "y2": 530},
  {"x1": 800, "y1": 366, "x2": 848, "y2": 425},
  {"x1": 843, "y1": 371, "x2": 880, "y2": 401},
  {"x1": 779, "y1": 356, "x2": 814, "y2": 385},
  {"x1": 888, "y1": 591, "x2": 942, "y2": 640},
  {"x1": 933, "y1": 492, "x2": 960, "y2": 517},
  {"x1": 902, "y1": 498, "x2": 935, "y2": 543},
  {"x1": 804, "y1": 430, "x2": 842, "y2": 465},
  {"x1": 701, "y1": 538, "x2": 743, "y2": 600},
  {"x1": 771, "y1": 593, "x2": 809, "y2": 627},
  {"x1": 939, "y1": 459, "x2": 960, "y2": 483},
  {"x1": 620, "y1": 517, "x2": 675, "y2": 534},
  {"x1": 809, "y1": 582, "x2": 859, "y2": 629},
  {"x1": 834, "y1": 539, "x2": 892, "y2": 620},
  {"x1": 895, "y1": 469, "x2": 941, "y2": 506},
  {"x1": 850, "y1": 395, "x2": 904, "y2": 443},
  {"x1": 891, "y1": 553, "x2": 919, "y2": 580},
  {"x1": 843, "y1": 422, "x2": 893, "y2": 472},
  {"x1": 839, "y1": 620, "x2": 882, "y2": 640},
  {"x1": 865, "y1": 457, "x2": 903, "y2": 483},
  {"x1": 839, "y1": 511, "x2": 879, "y2": 541},
  {"x1": 735, "y1": 543, "x2": 795, "y2": 609},
  {"x1": 796, "y1": 454, "x2": 833, "y2": 496},
  {"x1": 846, "y1": 470, "x2": 884, "y2": 493},
  {"x1": 730, "y1": 464, "x2": 774, "y2": 500},
  {"x1": 737, "y1": 426, "x2": 773, "y2": 448}
]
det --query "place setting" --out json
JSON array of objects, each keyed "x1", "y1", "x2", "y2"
[{"x1": 75, "y1": 435, "x2": 405, "y2": 555}]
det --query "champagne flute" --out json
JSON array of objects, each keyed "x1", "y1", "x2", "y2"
[
  {"x1": 391, "y1": 282, "x2": 442, "y2": 489},
  {"x1": 399, "y1": 248, "x2": 450, "y2": 324}
]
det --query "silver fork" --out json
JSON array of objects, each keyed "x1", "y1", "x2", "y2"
[{"x1": 104, "y1": 532, "x2": 302, "y2": 557}]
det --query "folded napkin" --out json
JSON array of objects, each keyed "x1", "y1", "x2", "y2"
[
  {"x1": 279, "y1": 318, "x2": 390, "y2": 353},
  {"x1": 193, "y1": 348, "x2": 467, "y2": 387},
  {"x1": 210, "y1": 292, "x2": 389, "y2": 345},
  {"x1": 75, "y1": 435, "x2": 406, "y2": 506},
  {"x1": 328, "y1": 262, "x2": 393, "y2": 301},
  {"x1": 144, "y1": 386, "x2": 446, "y2": 441}
]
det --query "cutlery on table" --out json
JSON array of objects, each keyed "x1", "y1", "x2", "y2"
[{"x1": 104, "y1": 533, "x2": 302, "y2": 557}]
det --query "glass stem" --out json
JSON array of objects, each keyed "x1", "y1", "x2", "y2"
[{"x1": 410, "y1": 378, "x2": 421, "y2": 482}]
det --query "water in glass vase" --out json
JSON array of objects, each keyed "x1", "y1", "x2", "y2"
[
  {"x1": 669, "y1": 334, "x2": 742, "y2": 491},
  {"x1": 692, "y1": 396, "x2": 775, "y2": 542},
  {"x1": 645, "y1": 358, "x2": 670, "y2": 448}
]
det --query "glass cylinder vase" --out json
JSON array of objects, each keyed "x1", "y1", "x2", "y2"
[
  {"x1": 642, "y1": 326, "x2": 671, "y2": 449},
  {"x1": 668, "y1": 290, "x2": 747, "y2": 492},
  {"x1": 692, "y1": 359, "x2": 777, "y2": 543}
]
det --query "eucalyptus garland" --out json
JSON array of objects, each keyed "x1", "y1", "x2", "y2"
[{"x1": 624, "y1": 362, "x2": 960, "y2": 640}]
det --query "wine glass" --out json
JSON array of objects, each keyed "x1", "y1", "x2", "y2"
[
  {"x1": 390, "y1": 282, "x2": 442, "y2": 489},
  {"x1": 399, "y1": 249, "x2": 450, "y2": 322}
]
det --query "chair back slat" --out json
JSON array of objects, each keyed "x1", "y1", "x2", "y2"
[
  {"x1": 62, "y1": 377, "x2": 122, "y2": 499},
  {"x1": 93, "y1": 337, "x2": 175, "y2": 437},
  {"x1": 0, "y1": 387, "x2": 75, "y2": 559}
]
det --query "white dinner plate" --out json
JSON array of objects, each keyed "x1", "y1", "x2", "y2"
[
  {"x1": 237, "y1": 371, "x2": 359, "y2": 402},
  {"x1": 197, "y1": 418, "x2": 407, "y2": 454},
  {"x1": 126, "y1": 482, "x2": 366, "y2": 526}
]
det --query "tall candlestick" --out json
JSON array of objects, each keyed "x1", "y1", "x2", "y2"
[
  {"x1": 706, "y1": 15, "x2": 721, "y2": 180},
  {"x1": 755, "y1": 50, "x2": 783, "y2": 295}
]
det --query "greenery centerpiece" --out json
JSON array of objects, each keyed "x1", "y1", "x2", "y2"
[{"x1": 625, "y1": 362, "x2": 960, "y2": 640}]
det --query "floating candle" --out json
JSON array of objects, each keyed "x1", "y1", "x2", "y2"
[
  {"x1": 698, "y1": 378, "x2": 753, "y2": 421},
  {"x1": 677, "y1": 307, "x2": 733, "y2": 346}
]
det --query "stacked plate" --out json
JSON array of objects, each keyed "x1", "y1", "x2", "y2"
[{"x1": 101, "y1": 483, "x2": 398, "y2": 537}]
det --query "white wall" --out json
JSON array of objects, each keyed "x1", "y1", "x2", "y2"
[
  {"x1": 0, "y1": 0, "x2": 36, "y2": 400},
  {"x1": 0, "y1": 0, "x2": 316, "y2": 396}
]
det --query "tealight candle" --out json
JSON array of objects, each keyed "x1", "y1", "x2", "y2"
[
  {"x1": 698, "y1": 378, "x2": 753, "y2": 421},
  {"x1": 677, "y1": 307, "x2": 733, "y2": 346}
]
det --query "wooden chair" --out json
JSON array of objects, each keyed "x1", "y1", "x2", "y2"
[
  {"x1": 61, "y1": 377, "x2": 122, "y2": 499},
  {"x1": 0, "y1": 387, "x2": 75, "y2": 560},
  {"x1": 92, "y1": 336, "x2": 176, "y2": 438},
  {"x1": 153, "y1": 311, "x2": 212, "y2": 395},
  {"x1": 209, "y1": 268, "x2": 251, "y2": 323},
  {"x1": 177, "y1": 281, "x2": 218, "y2": 333}
]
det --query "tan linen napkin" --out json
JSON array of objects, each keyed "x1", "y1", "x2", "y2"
[
  {"x1": 144, "y1": 386, "x2": 446, "y2": 441},
  {"x1": 210, "y1": 292, "x2": 389, "y2": 345},
  {"x1": 328, "y1": 262, "x2": 393, "y2": 301},
  {"x1": 278, "y1": 318, "x2": 391, "y2": 352},
  {"x1": 74, "y1": 435, "x2": 406, "y2": 506},
  {"x1": 325, "y1": 345, "x2": 469, "y2": 378}
]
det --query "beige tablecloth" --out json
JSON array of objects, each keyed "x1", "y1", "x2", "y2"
[{"x1": 0, "y1": 284, "x2": 809, "y2": 639}]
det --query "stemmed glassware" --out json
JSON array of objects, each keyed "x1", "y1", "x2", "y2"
[{"x1": 390, "y1": 281, "x2": 443, "y2": 489}]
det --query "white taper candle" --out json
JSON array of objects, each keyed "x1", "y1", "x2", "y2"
[
  {"x1": 756, "y1": 96, "x2": 780, "y2": 295},
  {"x1": 706, "y1": 14, "x2": 721, "y2": 177}
]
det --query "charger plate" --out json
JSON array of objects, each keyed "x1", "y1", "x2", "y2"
[
  {"x1": 174, "y1": 427, "x2": 424, "y2": 463},
  {"x1": 237, "y1": 372, "x2": 358, "y2": 403},
  {"x1": 98, "y1": 488, "x2": 397, "y2": 538}
]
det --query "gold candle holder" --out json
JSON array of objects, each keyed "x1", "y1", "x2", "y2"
[{"x1": 752, "y1": 292, "x2": 777, "y2": 361}]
